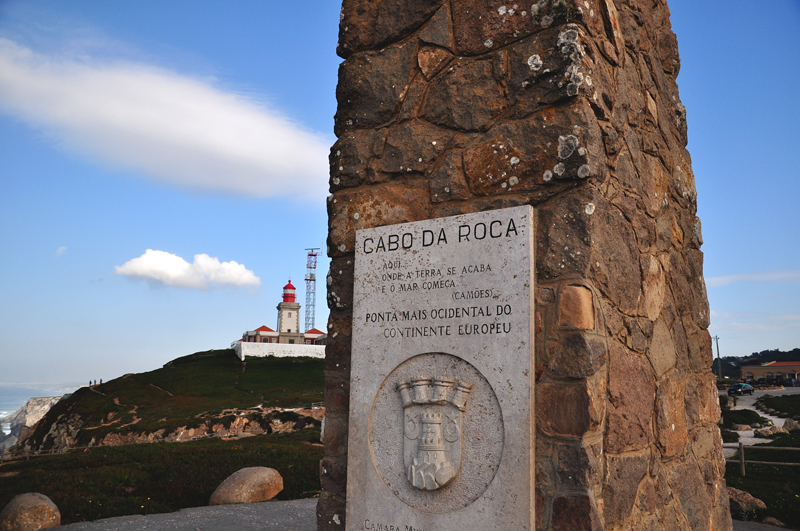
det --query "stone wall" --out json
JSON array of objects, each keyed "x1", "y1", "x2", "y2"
[
  {"x1": 232, "y1": 342, "x2": 325, "y2": 361},
  {"x1": 320, "y1": 1, "x2": 731, "y2": 530}
]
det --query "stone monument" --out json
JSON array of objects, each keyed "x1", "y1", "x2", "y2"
[
  {"x1": 320, "y1": 1, "x2": 731, "y2": 530},
  {"x1": 347, "y1": 207, "x2": 534, "y2": 529}
]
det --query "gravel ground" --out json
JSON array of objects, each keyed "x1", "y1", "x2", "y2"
[
  {"x1": 54, "y1": 498, "x2": 318, "y2": 531},
  {"x1": 50, "y1": 497, "x2": 787, "y2": 531},
  {"x1": 722, "y1": 387, "x2": 798, "y2": 458}
]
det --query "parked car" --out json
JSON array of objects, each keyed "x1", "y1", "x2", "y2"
[
  {"x1": 728, "y1": 383, "x2": 754, "y2": 395},
  {"x1": 786, "y1": 379, "x2": 800, "y2": 387}
]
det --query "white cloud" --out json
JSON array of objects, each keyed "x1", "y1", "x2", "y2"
[
  {"x1": 705, "y1": 269, "x2": 800, "y2": 287},
  {"x1": 0, "y1": 38, "x2": 330, "y2": 199},
  {"x1": 710, "y1": 310, "x2": 800, "y2": 333},
  {"x1": 115, "y1": 249, "x2": 260, "y2": 289},
  {"x1": 56, "y1": 246, "x2": 67, "y2": 256}
]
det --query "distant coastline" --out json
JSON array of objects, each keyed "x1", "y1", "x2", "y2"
[{"x1": 0, "y1": 384, "x2": 79, "y2": 433}]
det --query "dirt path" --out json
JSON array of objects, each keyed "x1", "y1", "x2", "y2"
[
  {"x1": 149, "y1": 383, "x2": 174, "y2": 396},
  {"x1": 83, "y1": 399, "x2": 141, "y2": 430},
  {"x1": 721, "y1": 387, "x2": 800, "y2": 456}
]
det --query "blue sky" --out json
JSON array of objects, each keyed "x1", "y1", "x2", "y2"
[{"x1": 0, "y1": 1, "x2": 798, "y2": 389}]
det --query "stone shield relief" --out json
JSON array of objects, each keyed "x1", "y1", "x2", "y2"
[
  {"x1": 399, "y1": 377, "x2": 473, "y2": 490},
  {"x1": 369, "y1": 353, "x2": 504, "y2": 514}
]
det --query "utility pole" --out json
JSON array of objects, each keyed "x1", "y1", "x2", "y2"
[{"x1": 713, "y1": 335, "x2": 722, "y2": 382}]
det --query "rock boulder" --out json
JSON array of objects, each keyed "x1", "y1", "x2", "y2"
[
  {"x1": 762, "y1": 516, "x2": 786, "y2": 527},
  {"x1": 782, "y1": 418, "x2": 800, "y2": 431},
  {"x1": 727, "y1": 487, "x2": 766, "y2": 520},
  {"x1": 0, "y1": 493, "x2": 60, "y2": 531},
  {"x1": 209, "y1": 467, "x2": 283, "y2": 506},
  {"x1": 754, "y1": 426, "x2": 788, "y2": 437}
]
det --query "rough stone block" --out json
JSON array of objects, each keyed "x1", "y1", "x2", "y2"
[
  {"x1": 330, "y1": 130, "x2": 378, "y2": 191},
  {"x1": 320, "y1": 456, "x2": 348, "y2": 493},
  {"x1": 614, "y1": 195, "x2": 656, "y2": 255},
  {"x1": 667, "y1": 456, "x2": 713, "y2": 531},
  {"x1": 451, "y1": 0, "x2": 605, "y2": 56},
  {"x1": 556, "y1": 442, "x2": 601, "y2": 491},
  {"x1": 625, "y1": 318, "x2": 649, "y2": 353},
  {"x1": 337, "y1": 0, "x2": 444, "y2": 57},
  {"x1": 418, "y1": 46, "x2": 454, "y2": 80},
  {"x1": 603, "y1": 454, "x2": 649, "y2": 528},
  {"x1": 641, "y1": 255, "x2": 666, "y2": 320},
  {"x1": 317, "y1": 490, "x2": 346, "y2": 531},
  {"x1": 691, "y1": 426, "x2": 723, "y2": 484},
  {"x1": 375, "y1": 120, "x2": 453, "y2": 174},
  {"x1": 420, "y1": 58, "x2": 507, "y2": 131},
  {"x1": 539, "y1": 192, "x2": 643, "y2": 315},
  {"x1": 655, "y1": 376, "x2": 689, "y2": 458},
  {"x1": 687, "y1": 250, "x2": 710, "y2": 328},
  {"x1": 606, "y1": 342, "x2": 655, "y2": 453},
  {"x1": 335, "y1": 42, "x2": 416, "y2": 134},
  {"x1": 538, "y1": 382, "x2": 599, "y2": 438},
  {"x1": 464, "y1": 100, "x2": 605, "y2": 195},
  {"x1": 428, "y1": 151, "x2": 472, "y2": 203},
  {"x1": 418, "y1": 4, "x2": 454, "y2": 49},
  {"x1": 323, "y1": 411, "x2": 349, "y2": 458},
  {"x1": 558, "y1": 286, "x2": 595, "y2": 329},
  {"x1": 586, "y1": 199, "x2": 643, "y2": 315},
  {"x1": 325, "y1": 380, "x2": 349, "y2": 413},
  {"x1": 327, "y1": 182, "x2": 430, "y2": 257},
  {"x1": 648, "y1": 317, "x2": 676, "y2": 379},
  {"x1": 551, "y1": 494, "x2": 600, "y2": 531},
  {"x1": 535, "y1": 191, "x2": 595, "y2": 281},
  {"x1": 327, "y1": 258, "x2": 356, "y2": 311},
  {"x1": 684, "y1": 373, "x2": 720, "y2": 429},
  {"x1": 535, "y1": 488, "x2": 547, "y2": 531},
  {"x1": 506, "y1": 25, "x2": 613, "y2": 119},
  {"x1": 546, "y1": 332, "x2": 606, "y2": 379}
]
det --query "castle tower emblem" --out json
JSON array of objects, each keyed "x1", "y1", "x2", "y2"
[{"x1": 397, "y1": 376, "x2": 473, "y2": 490}]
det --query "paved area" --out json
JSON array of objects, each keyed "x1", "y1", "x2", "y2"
[
  {"x1": 56, "y1": 499, "x2": 318, "y2": 531},
  {"x1": 51, "y1": 498, "x2": 790, "y2": 531},
  {"x1": 722, "y1": 387, "x2": 800, "y2": 458}
]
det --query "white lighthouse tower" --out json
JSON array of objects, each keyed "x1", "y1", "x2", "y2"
[{"x1": 276, "y1": 280, "x2": 302, "y2": 344}]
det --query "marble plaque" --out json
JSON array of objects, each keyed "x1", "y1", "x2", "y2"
[{"x1": 346, "y1": 206, "x2": 535, "y2": 531}]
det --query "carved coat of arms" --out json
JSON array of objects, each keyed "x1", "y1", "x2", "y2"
[{"x1": 397, "y1": 376, "x2": 473, "y2": 491}]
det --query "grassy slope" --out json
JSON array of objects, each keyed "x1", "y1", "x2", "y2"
[
  {"x1": 0, "y1": 430, "x2": 322, "y2": 524},
  {"x1": 726, "y1": 431, "x2": 800, "y2": 526},
  {"x1": 720, "y1": 395, "x2": 800, "y2": 525},
  {"x1": 759, "y1": 394, "x2": 800, "y2": 418},
  {"x1": 0, "y1": 350, "x2": 325, "y2": 524},
  {"x1": 718, "y1": 397, "x2": 772, "y2": 443},
  {"x1": 22, "y1": 350, "x2": 324, "y2": 449},
  {"x1": 720, "y1": 409, "x2": 771, "y2": 430}
]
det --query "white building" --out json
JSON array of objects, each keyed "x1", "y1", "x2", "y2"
[{"x1": 232, "y1": 280, "x2": 326, "y2": 360}]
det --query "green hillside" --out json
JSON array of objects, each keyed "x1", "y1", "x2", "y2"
[
  {"x1": 20, "y1": 349, "x2": 325, "y2": 451},
  {"x1": 0, "y1": 430, "x2": 323, "y2": 524},
  {"x1": 0, "y1": 350, "x2": 326, "y2": 524}
]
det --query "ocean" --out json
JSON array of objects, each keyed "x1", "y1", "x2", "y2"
[{"x1": 0, "y1": 384, "x2": 79, "y2": 435}]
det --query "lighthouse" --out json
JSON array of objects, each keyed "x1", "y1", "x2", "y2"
[
  {"x1": 276, "y1": 280, "x2": 302, "y2": 344},
  {"x1": 232, "y1": 278, "x2": 327, "y2": 360}
]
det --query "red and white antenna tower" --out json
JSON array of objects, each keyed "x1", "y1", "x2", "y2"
[{"x1": 304, "y1": 248, "x2": 319, "y2": 333}]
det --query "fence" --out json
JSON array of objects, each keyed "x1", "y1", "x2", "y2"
[{"x1": 726, "y1": 442, "x2": 800, "y2": 476}]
